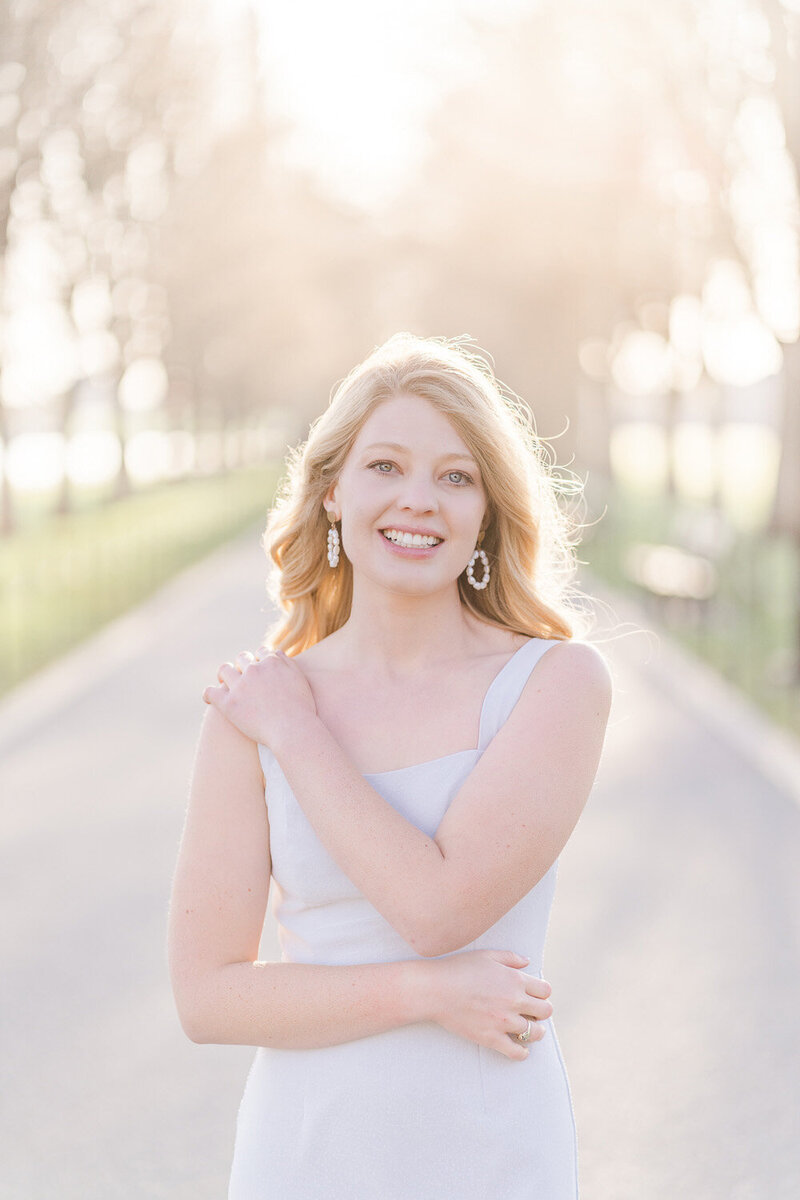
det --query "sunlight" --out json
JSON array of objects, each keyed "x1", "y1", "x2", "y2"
[
  {"x1": 5, "y1": 434, "x2": 64, "y2": 490},
  {"x1": 672, "y1": 423, "x2": 717, "y2": 503},
  {"x1": 702, "y1": 313, "x2": 783, "y2": 387},
  {"x1": 717, "y1": 424, "x2": 781, "y2": 531},
  {"x1": 2, "y1": 300, "x2": 78, "y2": 408},
  {"x1": 243, "y1": 0, "x2": 529, "y2": 209},
  {"x1": 67, "y1": 431, "x2": 121, "y2": 487},
  {"x1": 609, "y1": 423, "x2": 669, "y2": 495},
  {"x1": 610, "y1": 331, "x2": 673, "y2": 396}
]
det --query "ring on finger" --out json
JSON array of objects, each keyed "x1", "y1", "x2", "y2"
[{"x1": 515, "y1": 1019, "x2": 532, "y2": 1044}]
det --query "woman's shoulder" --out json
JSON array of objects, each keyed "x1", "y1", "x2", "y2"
[
  {"x1": 288, "y1": 626, "x2": 607, "y2": 681},
  {"x1": 295, "y1": 624, "x2": 530, "y2": 669},
  {"x1": 536, "y1": 637, "x2": 614, "y2": 701},
  {"x1": 289, "y1": 633, "x2": 346, "y2": 678}
]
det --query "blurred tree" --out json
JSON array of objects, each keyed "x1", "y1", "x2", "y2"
[
  {"x1": 58, "y1": 0, "x2": 215, "y2": 503},
  {"x1": 4, "y1": 0, "x2": 797, "y2": 547},
  {"x1": 384, "y1": 0, "x2": 796, "y2": 482},
  {"x1": 0, "y1": 0, "x2": 64, "y2": 532},
  {"x1": 762, "y1": 0, "x2": 800, "y2": 674},
  {"x1": 160, "y1": 107, "x2": 386, "y2": 456},
  {"x1": 384, "y1": 2, "x2": 708, "y2": 459},
  {"x1": 763, "y1": 1, "x2": 800, "y2": 543},
  {"x1": 0, "y1": 0, "x2": 218, "y2": 526}
]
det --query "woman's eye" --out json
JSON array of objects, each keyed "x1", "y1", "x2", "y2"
[{"x1": 367, "y1": 462, "x2": 473, "y2": 485}]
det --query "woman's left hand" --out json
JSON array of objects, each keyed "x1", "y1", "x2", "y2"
[{"x1": 202, "y1": 647, "x2": 317, "y2": 747}]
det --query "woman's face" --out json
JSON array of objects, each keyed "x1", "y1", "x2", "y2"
[{"x1": 326, "y1": 393, "x2": 488, "y2": 596}]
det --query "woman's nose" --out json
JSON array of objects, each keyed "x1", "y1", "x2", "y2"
[{"x1": 397, "y1": 475, "x2": 438, "y2": 512}]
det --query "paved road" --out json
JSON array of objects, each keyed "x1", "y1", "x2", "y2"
[{"x1": 1, "y1": 524, "x2": 799, "y2": 1199}]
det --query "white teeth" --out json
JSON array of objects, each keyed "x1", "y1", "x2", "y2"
[{"x1": 381, "y1": 529, "x2": 442, "y2": 547}]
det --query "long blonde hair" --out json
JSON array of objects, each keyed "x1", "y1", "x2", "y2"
[{"x1": 261, "y1": 333, "x2": 591, "y2": 653}]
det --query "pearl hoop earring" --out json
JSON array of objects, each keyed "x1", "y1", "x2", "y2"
[
  {"x1": 327, "y1": 513, "x2": 340, "y2": 568},
  {"x1": 466, "y1": 531, "x2": 490, "y2": 590}
]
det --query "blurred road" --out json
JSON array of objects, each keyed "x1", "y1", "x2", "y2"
[{"x1": 1, "y1": 524, "x2": 799, "y2": 1199}]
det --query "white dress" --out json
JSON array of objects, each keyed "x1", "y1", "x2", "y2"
[{"x1": 228, "y1": 636, "x2": 578, "y2": 1199}]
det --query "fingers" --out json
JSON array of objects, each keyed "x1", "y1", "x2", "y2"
[
  {"x1": 493, "y1": 1033, "x2": 530, "y2": 1061},
  {"x1": 256, "y1": 645, "x2": 285, "y2": 661},
  {"x1": 521, "y1": 975, "x2": 552, "y2": 1001},
  {"x1": 491, "y1": 949, "x2": 530, "y2": 968},
  {"x1": 523, "y1": 995, "x2": 553, "y2": 1022},
  {"x1": 203, "y1": 649, "x2": 268, "y2": 705},
  {"x1": 488, "y1": 1014, "x2": 548, "y2": 1060},
  {"x1": 520, "y1": 974, "x2": 553, "y2": 1021},
  {"x1": 220, "y1": 650, "x2": 264, "y2": 681},
  {"x1": 509, "y1": 1013, "x2": 547, "y2": 1042},
  {"x1": 216, "y1": 648, "x2": 281, "y2": 685},
  {"x1": 202, "y1": 650, "x2": 260, "y2": 705}
]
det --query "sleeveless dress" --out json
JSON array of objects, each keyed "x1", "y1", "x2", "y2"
[{"x1": 228, "y1": 636, "x2": 579, "y2": 1199}]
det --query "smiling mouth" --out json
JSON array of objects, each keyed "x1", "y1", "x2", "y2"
[{"x1": 380, "y1": 529, "x2": 444, "y2": 548}]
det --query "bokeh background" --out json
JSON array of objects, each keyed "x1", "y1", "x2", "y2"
[
  {"x1": 2, "y1": 2, "x2": 800, "y2": 1197},
  {"x1": 2, "y1": 0, "x2": 800, "y2": 727}
]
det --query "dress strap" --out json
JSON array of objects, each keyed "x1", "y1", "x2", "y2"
[{"x1": 477, "y1": 637, "x2": 562, "y2": 752}]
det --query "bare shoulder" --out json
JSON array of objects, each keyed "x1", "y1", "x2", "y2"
[
  {"x1": 290, "y1": 631, "x2": 352, "y2": 677},
  {"x1": 533, "y1": 639, "x2": 613, "y2": 709},
  {"x1": 291, "y1": 640, "x2": 331, "y2": 668},
  {"x1": 196, "y1": 702, "x2": 265, "y2": 786}
]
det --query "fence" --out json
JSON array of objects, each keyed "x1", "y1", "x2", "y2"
[
  {"x1": 581, "y1": 481, "x2": 800, "y2": 738},
  {"x1": 0, "y1": 464, "x2": 281, "y2": 696}
]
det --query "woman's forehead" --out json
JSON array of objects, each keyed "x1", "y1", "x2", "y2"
[{"x1": 353, "y1": 396, "x2": 473, "y2": 456}]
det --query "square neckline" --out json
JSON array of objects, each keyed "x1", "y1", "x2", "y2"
[{"x1": 362, "y1": 636, "x2": 537, "y2": 778}]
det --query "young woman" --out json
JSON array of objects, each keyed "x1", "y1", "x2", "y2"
[{"x1": 168, "y1": 332, "x2": 612, "y2": 1199}]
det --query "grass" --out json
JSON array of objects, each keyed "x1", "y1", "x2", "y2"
[
  {"x1": 581, "y1": 485, "x2": 800, "y2": 739},
  {"x1": 0, "y1": 465, "x2": 281, "y2": 697}
]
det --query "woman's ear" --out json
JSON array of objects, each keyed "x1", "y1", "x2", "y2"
[{"x1": 322, "y1": 483, "x2": 338, "y2": 513}]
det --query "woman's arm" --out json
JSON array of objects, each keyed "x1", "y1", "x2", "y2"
[
  {"x1": 167, "y1": 704, "x2": 550, "y2": 1057},
  {"x1": 264, "y1": 641, "x2": 612, "y2": 958},
  {"x1": 183, "y1": 959, "x2": 428, "y2": 1050},
  {"x1": 168, "y1": 705, "x2": 420, "y2": 1047}
]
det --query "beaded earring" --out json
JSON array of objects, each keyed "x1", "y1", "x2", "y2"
[
  {"x1": 465, "y1": 530, "x2": 490, "y2": 590},
  {"x1": 327, "y1": 513, "x2": 340, "y2": 568}
]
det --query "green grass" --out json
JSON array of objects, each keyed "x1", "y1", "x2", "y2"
[
  {"x1": 0, "y1": 465, "x2": 281, "y2": 697},
  {"x1": 581, "y1": 485, "x2": 800, "y2": 739}
]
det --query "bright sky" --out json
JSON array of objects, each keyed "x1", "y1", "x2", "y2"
[{"x1": 215, "y1": 0, "x2": 532, "y2": 210}]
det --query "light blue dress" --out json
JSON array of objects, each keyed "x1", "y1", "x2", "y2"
[{"x1": 228, "y1": 636, "x2": 578, "y2": 1199}]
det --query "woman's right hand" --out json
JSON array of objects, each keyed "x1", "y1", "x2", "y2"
[{"x1": 418, "y1": 948, "x2": 553, "y2": 1060}]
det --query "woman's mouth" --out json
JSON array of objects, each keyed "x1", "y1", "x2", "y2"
[{"x1": 378, "y1": 528, "x2": 445, "y2": 557}]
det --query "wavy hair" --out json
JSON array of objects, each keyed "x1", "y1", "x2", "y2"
[{"x1": 260, "y1": 333, "x2": 592, "y2": 653}]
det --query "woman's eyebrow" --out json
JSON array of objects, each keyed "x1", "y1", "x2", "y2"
[{"x1": 362, "y1": 441, "x2": 478, "y2": 465}]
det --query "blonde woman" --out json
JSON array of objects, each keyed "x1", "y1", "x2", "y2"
[{"x1": 168, "y1": 333, "x2": 612, "y2": 1199}]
